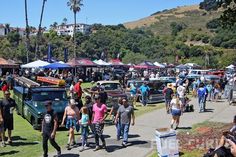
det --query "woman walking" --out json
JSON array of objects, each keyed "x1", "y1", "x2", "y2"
[
  {"x1": 61, "y1": 99, "x2": 80, "y2": 149},
  {"x1": 79, "y1": 107, "x2": 89, "y2": 152},
  {"x1": 170, "y1": 95, "x2": 183, "y2": 130}
]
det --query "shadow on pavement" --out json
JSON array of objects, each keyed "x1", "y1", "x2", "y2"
[
  {"x1": 106, "y1": 144, "x2": 124, "y2": 153},
  {"x1": 0, "y1": 150, "x2": 19, "y2": 156},
  {"x1": 60, "y1": 154, "x2": 80, "y2": 157},
  {"x1": 128, "y1": 134, "x2": 140, "y2": 138},
  {"x1": 204, "y1": 108, "x2": 214, "y2": 113},
  {"x1": 128, "y1": 140, "x2": 149, "y2": 147}
]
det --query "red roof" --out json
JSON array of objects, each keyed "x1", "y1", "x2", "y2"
[
  {"x1": 67, "y1": 58, "x2": 97, "y2": 67},
  {"x1": 109, "y1": 59, "x2": 124, "y2": 65},
  {"x1": 0, "y1": 58, "x2": 18, "y2": 68}
]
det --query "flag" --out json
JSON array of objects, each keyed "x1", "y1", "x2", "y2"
[
  {"x1": 64, "y1": 48, "x2": 68, "y2": 63},
  {"x1": 47, "y1": 44, "x2": 51, "y2": 62}
]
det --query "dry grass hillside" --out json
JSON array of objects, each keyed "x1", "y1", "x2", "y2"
[{"x1": 124, "y1": 5, "x2": 221, "y2": 36}]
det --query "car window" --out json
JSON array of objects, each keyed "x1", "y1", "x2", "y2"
[
  {"x1": 103, "y1": 83, "x2": 122, "y2": 90},
  {"x1": 32, "y1": 91, "x2": 67, "y2": 101}
]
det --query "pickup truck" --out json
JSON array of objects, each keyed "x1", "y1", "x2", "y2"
[
  {"x1": 13, "y1": 77, "x2": 68, "y2": 129},
  {"x1": 83, "y1": 80, "x2": 132, "y2": 109}
]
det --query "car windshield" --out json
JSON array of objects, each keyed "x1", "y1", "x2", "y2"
[
  {"x1": 32, "y1": 91, "x2": 67, "y2": 101},
  {"x1": 102, "y1": 83, "x2": 122, "y2": 91}
]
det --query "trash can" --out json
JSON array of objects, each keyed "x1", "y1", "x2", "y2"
[{"x1": 155, "y1": 128, "x2": 179, "y2": 157}]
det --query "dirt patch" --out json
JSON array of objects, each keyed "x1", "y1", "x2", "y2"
[
  {"x1": 195, "y1": 127, "x2": 213, "y2": 134},
  {"x1": 177, "y1": 123, "x2": 232, "y2": 152}
]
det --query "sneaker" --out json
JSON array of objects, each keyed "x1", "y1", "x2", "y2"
[
  {"x1": 122, "y1": 142, "x2": 127, "y2": 147},
  {"x1": 53, "y1": 150, "x2": 61, "y2": 157},
  {"x1": 1, "y1": 141, "x2": 6, "y2": 147},
  {"x1": 66, "y1": 144, "x2": 71, "y2": 150},
  {"x1": 102, "y1": 142, "x2": 107, "y2": 149},
  {"x1": 93, "y1": 146, "x2": 100, "y2": 151},
  {"x1": 6, "y1": 140, "x2": 12, "y2": 145}
]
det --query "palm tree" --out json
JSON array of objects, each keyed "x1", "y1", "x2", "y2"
[
  {"x1": 35, "y1": 0, "x2": 47, "y2": 59},
  {"x1": 24, "y1": 0, "x2": 30, "y2": 63},
  {"x1": 67, "y1": 0, "x2": 83, "y2": 58}
]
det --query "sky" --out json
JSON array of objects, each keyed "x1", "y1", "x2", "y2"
[{"x1": 0, "y1": 0, "x2": 203, "y2": 28}]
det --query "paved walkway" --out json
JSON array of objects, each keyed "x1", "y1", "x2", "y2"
[{"x1": 48, "y1": 98, "x2": 236, "y2": 157}]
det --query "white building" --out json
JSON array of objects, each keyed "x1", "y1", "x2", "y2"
[
  {"x1": 56, "y1": 23, "x2": 91, "y2": 36},
  {"x1": 0, "y1": 24, "x2": 9, "y2": 36},
  {"x1": 0, "y1": 24, "x2": 27, "y2": 36}
]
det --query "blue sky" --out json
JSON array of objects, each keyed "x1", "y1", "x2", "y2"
[{"x1": 0, "y1": 0, "x2": 203, "y2": 28}]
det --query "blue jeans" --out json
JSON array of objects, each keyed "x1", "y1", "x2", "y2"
[
  {"x1": 141, "y1": 92, "x2": 148, "y2": 106},
  {"x1": 116, "y1": 121, "x2": 123, "y2": 139},
  {"x1": 198, "y1": 96, "x2": 205, "y2": 112},
  {"x1": 81, "y1": 125, "x2": 88, "y2": 146},
  {"x1": 120, "y1": 123, "x2": 130, "y2": 143}
]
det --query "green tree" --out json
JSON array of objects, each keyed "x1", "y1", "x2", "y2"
[{"x1": 67, "y1": 0, "x2": 83, "y2": 58}]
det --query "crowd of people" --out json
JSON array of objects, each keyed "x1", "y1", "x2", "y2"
[{"x1": 0, "y1": 67, "x2": 236, "y2": 157}]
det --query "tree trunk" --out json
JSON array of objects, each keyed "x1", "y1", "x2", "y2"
[
  {"x1": 73, "y1": 11, "x2": 77, "y2": 58},
  {"x1": 25, "y1": 0, "x2": 30, "y2": 63},
  {"x1": 35, "y1": 0, "x2": 46, "y2": 59}
]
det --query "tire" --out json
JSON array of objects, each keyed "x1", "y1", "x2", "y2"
[
  {"x1": 15, "y1": 106, "x2": 20, "y2": 115},
  {"x1": 31, "y1": 117, "x2": 39, "y2": 130}
]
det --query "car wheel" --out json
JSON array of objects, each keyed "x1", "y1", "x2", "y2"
[
  {"x1": 15, "y1": 106, "x2": 20, "y2": 115},
  {"x1": 31, "y1": 117, "x2": 38, "y2": 130}
]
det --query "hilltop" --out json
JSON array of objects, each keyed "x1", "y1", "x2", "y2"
[{"x1": 124, "y1": 5, "x2": 221, "y2": 36}]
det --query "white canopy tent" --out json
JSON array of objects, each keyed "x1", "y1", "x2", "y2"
[
  {"x1": 226, "y1": 64, "x2": 235, "y2": 69},
  {"x1": 153, "y1": 62, "x2": 165, "y2": 68},
  {"x1": 21, "y1": 60, "x2": 50, "y2": 68},
  {"x1": 93, "y1": 59, "x2": 111, "y2": 66}
]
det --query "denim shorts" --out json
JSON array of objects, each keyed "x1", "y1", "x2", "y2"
[{"x1": 171, "y1": 109, "x2": 181, "y2": 116}]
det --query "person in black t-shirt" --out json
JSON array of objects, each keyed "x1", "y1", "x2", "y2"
[
  {"x1": 164, "y1": 84, "x2": 174, "y2": 114},
  {"x1": 0, "y1": 91, "x2": 16, "y2": 145},
  {"x1": 99, "y1": 86, "x2": 108, "y2": 104},
  {"x1": 41, "y1": 101, "x2": 61, "y2": 157}
]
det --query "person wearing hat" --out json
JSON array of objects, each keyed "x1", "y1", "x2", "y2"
[
  {"x1": 92, "y1": 95, "x2": 108, "y2": 151},
  {"x1": 61, "y1": 99, "x2": 80, "y2": 149},
  {"x1": 0, "y1": 91, "x2": 16, "y2": 146},
  {"x1": 164, "y1": 84, "x2": 174, "y2": 114},
  {"x1": 41, "y1": 101, "x2": 61, "y2": 157}
]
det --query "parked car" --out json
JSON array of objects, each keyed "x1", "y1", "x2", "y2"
[
  {"x1": 83, "y1": 80, "x2": 132, "y2": 109},
  {"x1": 13, "y1": 77, "x2": 68, "y2": 130},
  {"x1": 126, "y1": 79, "x2": 173, "y2": 104}
]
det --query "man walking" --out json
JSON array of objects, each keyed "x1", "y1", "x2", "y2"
[
  {"x1": 74, "y1": 79, "x2": 83, "y2": 110},
  {"x1": 115, "y1": 98, "x2": 135, "y2": 147},
  {"x1": 0, "y1": 91, "x2": 16, "y2": 145},
  {"x1": 197, "y1": 83, "x2": 207, "y2": 113},
  {"x1": 42, "y1": 101, "x2": 61, "y2": 157},
  {"x1": 139, "y1": 82, "x2": 150, "y2": 106}
]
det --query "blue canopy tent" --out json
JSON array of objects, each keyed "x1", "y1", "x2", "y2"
[{"x1": 41, "y1": 62, "x2": 71, "y2": 69}]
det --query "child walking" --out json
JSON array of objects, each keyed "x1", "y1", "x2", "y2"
[{"x1": 80, "y1": 107, "x2": 89, "y2": 152}]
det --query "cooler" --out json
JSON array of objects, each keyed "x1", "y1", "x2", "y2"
[{"x1": 155, "y1": 128, "x2": 179, "y2": 157}]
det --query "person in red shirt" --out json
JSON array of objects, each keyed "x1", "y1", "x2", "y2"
[{"x1": 73, "y1": 79, "x2": 83, "y2": 110}]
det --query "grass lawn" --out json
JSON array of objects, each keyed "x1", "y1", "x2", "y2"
[{"x1": 0, "y1": 88, "x2": 164, "y2": 157}]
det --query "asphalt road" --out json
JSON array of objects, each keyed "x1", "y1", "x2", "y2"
[{"x1": 48, "y1": 98, "x2": 236, "y2": 157}]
